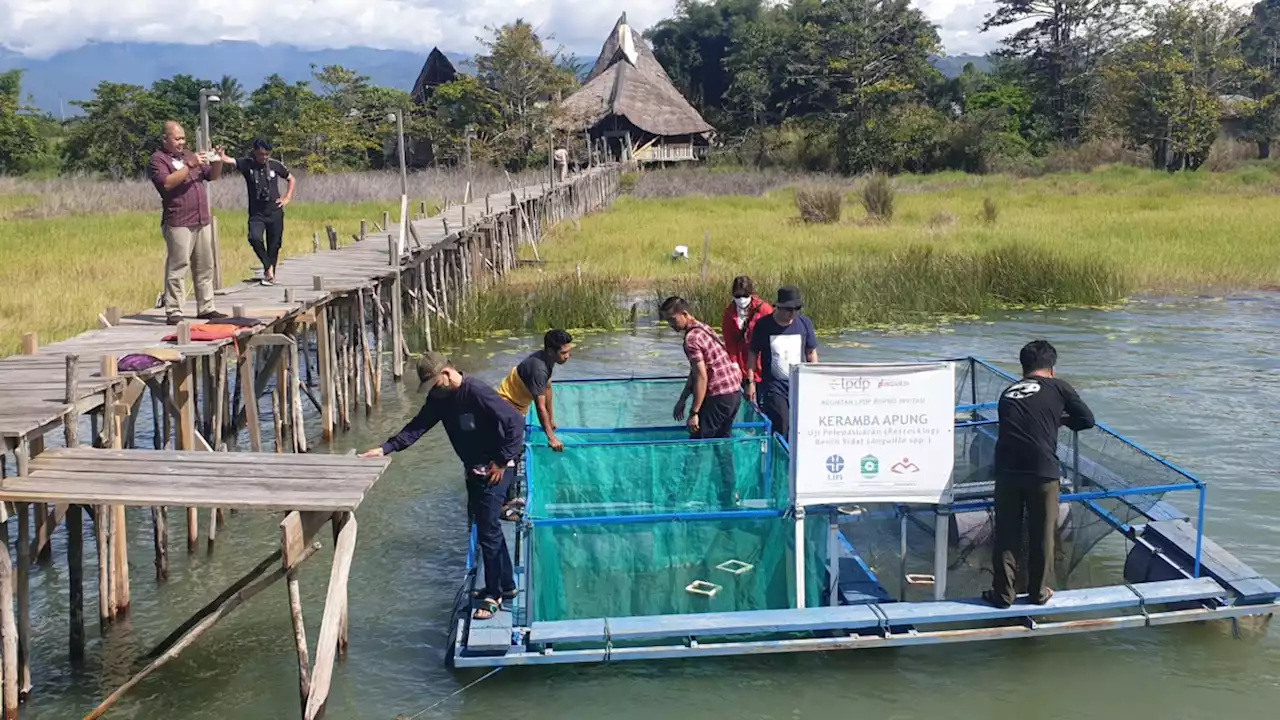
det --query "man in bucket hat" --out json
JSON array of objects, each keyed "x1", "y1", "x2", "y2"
[
  {"x1": 360, "y1": 352, "x2": 524, "y2": 621},
  {"x1": 746, "y1": 285, "x2": 819, "y2": 440}
]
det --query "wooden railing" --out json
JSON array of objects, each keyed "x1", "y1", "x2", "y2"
[{"x1": 634, "y1": 144, "x2": 696, "y2": 162}]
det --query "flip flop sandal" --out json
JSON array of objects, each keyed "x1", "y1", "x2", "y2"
[
  {"x1": 1033, "y1": 588, "x2": 1055, "y2": 606},
  {"x1": 500, "y1": 506, "x2": 524, "y2": 522},
  {"x1": 473, "y1": 598, "x2": 501, "y2": 620}
]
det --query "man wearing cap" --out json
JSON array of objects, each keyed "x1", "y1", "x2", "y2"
[
  {"x1": 359, "y1": 352, "x2": 524, "y2": 621},
  {"x1": 746, "y1": 285, "x2": 819, "y2": 439},
  {"x1": 219, "y1": 139, "x2": 295, "y2": 285}
]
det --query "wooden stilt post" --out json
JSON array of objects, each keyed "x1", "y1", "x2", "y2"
[
  {"x1": 64, "y1": 354, "x2": 86, "y2": 664},
  {"x1": 68, "y1": 504, "x2": 84, "y2": 663},
  {"x1": 15, "y1": 500, "x2": 31, "y2": 697},
  {"x1": 0, "y1": 536, "x2": 18, "y2": 719},
  {"x1": 240, "y1": 346, "x2": 262, "y2": 452},
  {"x1": 357, "y1": 290, "x2": 374, "y2": 414},
  {"x1": 304, "y1": 513, "x2": 358, "y2": 719},
  {"x1": 101, "y1": 356, "x2": 131, "y2": 615},
  {"x1": 97, "y1": 501, "x2": 111, "y2": 628},
  {"x1": 173, "y1": 354, "x2": 198, "y2": 552},
  {"x1": 315, "y1": 298, "x2": 335, "y2": 443}
]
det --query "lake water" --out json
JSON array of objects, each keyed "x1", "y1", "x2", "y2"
[{"x1": 15, "y1": 295, "x2": 1280, "y2": 719}]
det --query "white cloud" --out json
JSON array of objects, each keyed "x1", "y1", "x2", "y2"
[{"x1": 0, "y1": 0, "x2": 1262, "y2": 59}]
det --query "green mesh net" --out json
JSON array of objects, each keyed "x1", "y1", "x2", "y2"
[
  {"x1": 537, "y1": 377, "x2": 769, "y2": 430},
  {"x1": 525, "y1": 380, "x2": 825, "y2": 623}
]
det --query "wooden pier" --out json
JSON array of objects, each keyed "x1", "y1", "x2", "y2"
[{"x1": 0, "y1": 165, "x2": 622, "y2": 718}]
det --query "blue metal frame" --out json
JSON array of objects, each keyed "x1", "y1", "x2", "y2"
[
  {"x1": 952, "y1": 356, "x2": 1206, "y2": 578},
  {"x1": 531, "y1": 508, "x2": 786, "y2": 528},
  {"x1": 513, "y1": 356, "x2": 1211, "y2": 634}
]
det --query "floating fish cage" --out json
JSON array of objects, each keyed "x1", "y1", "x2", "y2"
[{"x1": 447, "y1": 359, "x2": 1279, "y2": 667}]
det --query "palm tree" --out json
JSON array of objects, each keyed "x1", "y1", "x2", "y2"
[{"x1": 216, "y1": 75, "x2": 246, "y2": 106}]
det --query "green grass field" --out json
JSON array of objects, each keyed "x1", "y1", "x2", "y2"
[
  {"x1": 0, "y1": 200, "x2": 395, "y2": 355},
  {"x1": 6, "y1": 164, "x2": 1280, "y2": 355},
  {"x1": 533, "y1": 165, "x2": 1280, "y2": 292}
]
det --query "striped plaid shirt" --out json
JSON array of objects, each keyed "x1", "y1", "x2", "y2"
[{"x1": 684, "y1": 322, "x2": 743, "y2": 398}]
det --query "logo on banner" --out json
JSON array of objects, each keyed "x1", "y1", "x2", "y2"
[
  {"x1": 825, "y1": 455, "x2": 845, "y2": 475},
  {"x1": 891, "y1": 457, "x2": 920, "y2": 474},
  {"x1": 828, "y1": 377, "x2": 870, "y2": 394},
  {"x1": 860, "y1": 455, "x2": 880, "y2": 478}
]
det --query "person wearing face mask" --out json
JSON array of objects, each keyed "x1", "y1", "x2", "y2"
[
  {"x1": 359, "y1": 352, "x2": 524, "y2": 621},
  {"x1": 721, "y1": 275, "x2": 773, "y2": 392}
]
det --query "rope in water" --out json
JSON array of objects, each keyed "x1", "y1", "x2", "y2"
[{"x1": 395, "y1": 667, "x2": 504, "y2": 720}]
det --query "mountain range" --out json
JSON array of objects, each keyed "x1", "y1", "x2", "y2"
[{"x1": 0, "y1": 41, "x2": 990, "y2": 117}]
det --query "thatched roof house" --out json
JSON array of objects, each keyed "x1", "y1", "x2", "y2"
[
  {"x1": 411, "y1": 47, "x2": 458, "y2": 106},
  {"x1": 556, "y1": 13, "x2": 713, "y2": 163}
]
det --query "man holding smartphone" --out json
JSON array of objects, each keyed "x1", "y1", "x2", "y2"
[{"x1": 147, "y1": 120, "x2": 229, "y2": 325}]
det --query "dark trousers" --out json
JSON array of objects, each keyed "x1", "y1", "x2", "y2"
[
  {"x1": 466, "y1": 467, "x2": 516, "y2": 599},
  {"x1": 693, "y1": 392, "x2": 742, "y2": 507},
  {"x1": 762, "y1": 391, "x2": 789, "y2": 440},
  {"x1": 248, "y1": 211, "x2": 284, "y2": 274},
  {"x1": 991, "y1": 474, "x2": 1059, "y2": 605},
  {"x1": 692, "y1": 391, "x2": 741, "y2": 440}
]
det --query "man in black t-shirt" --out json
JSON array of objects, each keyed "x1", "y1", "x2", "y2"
[
  {"x1": 220, "y1": 139, "x2": 296, "y2": 285},
  {"x1": 984, "y1": 340, "x2": 1095, "y2": 609},
  {"x1": 745, "y1": 285, "x2": 818, "y2": 440}
]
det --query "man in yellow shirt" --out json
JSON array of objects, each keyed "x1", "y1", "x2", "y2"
[
  {"x1": 496, "y1": 329, "x2": 574, "y2": 450},
  {"x1": 496, "y1": 329, "x2": 573, "y2": 520}
]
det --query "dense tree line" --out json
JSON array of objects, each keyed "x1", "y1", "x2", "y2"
[
  {"x1": 0, "y1": 21, "x2": 576, "y2": 179},
  {"x1": 646, "y1": 0, "x2": 1280, "y2": 173},
  {"x1": 2, "y1": 1, "x2": 1280, "y2": 179}
]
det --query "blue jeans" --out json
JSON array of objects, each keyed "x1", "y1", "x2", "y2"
[{"x1": 466, "y1": 467, "x2": 516, "y2": 600}]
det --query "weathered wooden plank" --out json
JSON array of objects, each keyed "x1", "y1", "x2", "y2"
[
  {"x1": 29, "y1": 447, "x2": 391, "y2": 468},
  {"x1": 28, "y1": 457, "x2": 377, "y2": 480},
  {"x1": 0, "y1": 486, "x2": 368, "y2": 512}
]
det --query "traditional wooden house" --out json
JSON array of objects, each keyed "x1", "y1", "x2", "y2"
[
  {"x1": 556, "y1": 13, "x2": 713, "y2": 163},
  {"x1": 404, "y1": 47, "x2": 459, "y2": 167},
  {"x1": 411, "y1": 47, "x2": 458, "y2": 107}
]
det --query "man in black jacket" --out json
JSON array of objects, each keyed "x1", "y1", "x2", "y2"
[
  {"x1": 360, "y1": 352, "x2": 524, "y2": 620},
  {"x1": 984, "y1": 340, "x2": 1095, "y2": 608}
]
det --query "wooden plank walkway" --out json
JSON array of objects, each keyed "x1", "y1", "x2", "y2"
[
  {"x1": 0, "y1": 173, "x2": 597, "y2": 441},
  {"x1": 0, "y1": 448, "x2": 391, "y2": 511}
]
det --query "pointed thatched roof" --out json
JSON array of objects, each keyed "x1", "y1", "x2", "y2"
[
  {"x1": 556, "y1": 12, "x2": 713, "y2": 137},
  {"x1": 411, "y1": 48, "x2": 458, "y2": 106}
]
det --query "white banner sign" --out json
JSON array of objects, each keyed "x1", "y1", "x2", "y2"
[{"x1": 790, "y1": 362, "x2": 956, "y2": 506}]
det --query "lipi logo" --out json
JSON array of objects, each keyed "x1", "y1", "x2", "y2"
[
  {"x1": 825, "y1": 455, "x2": 845, "y2": 475},
  {"x1": 860, "y1": 455, "x2": 880, "y2": 478}
]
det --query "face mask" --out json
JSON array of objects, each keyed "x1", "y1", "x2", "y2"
[{"x1": 734, "y1": 296, "x2": 751, "y2": 309}]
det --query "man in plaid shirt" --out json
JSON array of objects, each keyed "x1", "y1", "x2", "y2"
[{"x1": 661, "y1": 296, "x2": 744, "y2": 439}]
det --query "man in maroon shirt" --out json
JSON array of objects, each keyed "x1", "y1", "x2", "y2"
[{"x1": 148, "y1": 121, "x2": 228, "y2": 325}]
